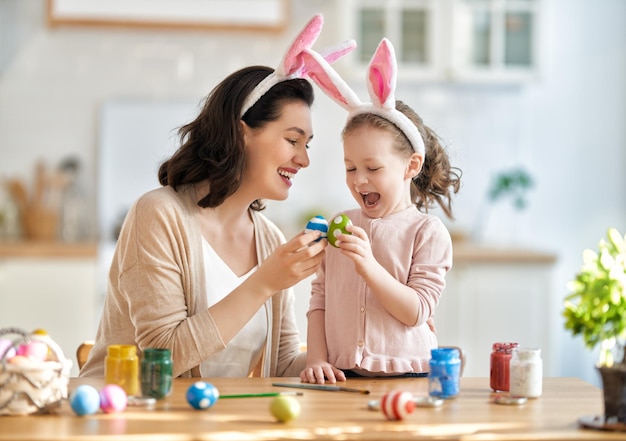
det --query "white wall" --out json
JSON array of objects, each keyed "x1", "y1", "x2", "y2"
[{"x1": 0, "y1": 0, "x2": 625, "y2": 385}]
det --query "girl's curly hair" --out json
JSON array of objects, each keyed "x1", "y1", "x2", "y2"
[{"x1": 343, "y1": 100, "x2": 462, "y2": 219}]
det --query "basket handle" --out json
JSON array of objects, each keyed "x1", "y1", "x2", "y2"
[{"x1": 0, "y1": 327, "x2": 67, "y2": 365}]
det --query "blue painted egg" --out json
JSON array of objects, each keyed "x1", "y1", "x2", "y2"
[
  {"x1": 186, "y1": 381, "x2": 219, "y2": 410},
  {"x1": 70, "y1": 384, "x2": 101, "y2": 416},
  {"x1": 304, "y1": 215, "x2": 328, "y2": 242},
  {"x1": 328, "y1": 214, "x2": 352, "y2": 247}
]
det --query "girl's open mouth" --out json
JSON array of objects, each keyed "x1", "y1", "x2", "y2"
[{"x1": 361, "y1": 192, "x2": 380, "y2": 207}]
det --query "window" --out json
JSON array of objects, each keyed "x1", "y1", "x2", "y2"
[
  {"x1": 344, "y1": 0, "x2": 543, "y2": 83},
  {"x1": 450, "y1": 0, "x2": 542, "y2": 81}
]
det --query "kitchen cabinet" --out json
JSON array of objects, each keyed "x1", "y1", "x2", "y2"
[
  {"x1": 435, "y1": 243, "x2": 557, "y2": 377},
  {"x1": 338, "y1": 0, "x2": 543, "y2": 83},
  {"x1": 0, "y1": 242, "x2": 98, "y2": 377}
]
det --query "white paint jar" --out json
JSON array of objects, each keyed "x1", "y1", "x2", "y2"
[{"x1": 509, "y1": 347, "x2": 543, "y2": 398}]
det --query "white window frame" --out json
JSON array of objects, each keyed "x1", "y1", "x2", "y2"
[
  {"x1": 340, "y1": 0, "x2": 444, "y2": 82},
  {"x1": 340, "y1": 0, "x2": 544, "y2": 83},
  {"x1": 448, "y1": 0, "x2": 543, "y2": 82}
]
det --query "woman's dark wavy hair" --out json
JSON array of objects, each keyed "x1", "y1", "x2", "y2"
[
  {"x1": 342, "y1": 101, "x2": 462, "y2": 220},
  {"x1": 158, "y1": 66, "x2": 314, "y2": 211}
]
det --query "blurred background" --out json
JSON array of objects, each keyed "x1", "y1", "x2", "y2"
[{"x1": 0, "y1": 0, "x2": 624, "y2": 380}]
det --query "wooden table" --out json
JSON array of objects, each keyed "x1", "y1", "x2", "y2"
[{"x1": 1, "y1": 377, "x2": 624, "y2": 440}]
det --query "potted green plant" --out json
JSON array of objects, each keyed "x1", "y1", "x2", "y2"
[
  {"x1": 487, "y1": 168, "x2": 534, "y2": 210},
  {"x1": 471, "y1": 167, "x2": 534, "y2": 242},
  {"x1": 563, "y1": 227, "x2": 626, "y2": 425}
]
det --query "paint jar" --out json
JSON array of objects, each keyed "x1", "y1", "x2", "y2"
[
  {"x1": 490, "y1": 342, "x2": 519, "y2": 392},
  {"x1": 428, "y1": 347, "x2": 461, "y2": 399},
  {"x1": 105, "y1": 344, "x2": 139, "y2": 396},
  {"x1": 510, "y1": 347, "x2": 543, "y2": 398},
  {"x1": 141, "y1": 348, "x2": 173, "y2": 399}
]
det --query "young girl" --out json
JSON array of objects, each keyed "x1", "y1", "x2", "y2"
[{"x1": 300, "y1": 38, "x2": 461, "y2": 384}]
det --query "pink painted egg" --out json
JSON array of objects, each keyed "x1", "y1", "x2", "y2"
[
  {"x1": 16, "y1": 341, "x2": 48, "y2": 361},
  {"x1": 99, "y1": 384, "x2": 128, "y2": 413},
  {"x1": 381, "y1": 390, "x2": 415, "y2": 421}
]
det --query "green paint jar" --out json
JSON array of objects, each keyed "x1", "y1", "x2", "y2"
[{"x1": 141, "y1": 348, "x2": 173, "y2": 399}]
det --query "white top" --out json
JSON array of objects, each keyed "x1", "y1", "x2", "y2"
[{"x1": 201, "y1": 238, "x2": 267, "y2": 377}]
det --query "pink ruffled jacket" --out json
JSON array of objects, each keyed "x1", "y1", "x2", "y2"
[{"x1": 308, "y1": 207, "x2": 452, "y2": 374}]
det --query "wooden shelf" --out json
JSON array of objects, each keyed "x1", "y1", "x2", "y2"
[
  {"x1": 0, "y1": 241, "x2": 98, "y2": 258},
  {"x1": 452, "y1": 242, "x2": 557, "y2": 264}
]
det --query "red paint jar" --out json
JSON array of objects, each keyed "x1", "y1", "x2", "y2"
[{"x1": 490, "y1": 342, "x2": 519, "y2": 392}]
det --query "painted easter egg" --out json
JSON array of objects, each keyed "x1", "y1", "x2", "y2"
[
  {"x1": 31, "y1": 328, "x2": 54, "y2": 359},
  {"x1": 0, "y1": 338, "x2": 16, "y2": 360},
  {"x1": 186, "y1": 381, "x2": 219, "y2": 410},
  {"x1": 99, "y1": 384, "x2": 128, "y2": 413},
  {"x1": 327, "y1": 214, "x2": 352, "y2": 247},
  {"x1": 270, "y1": 395, "x2": 301, "y2": 422},
  {"x1": 16, "y1": 341, "x2": 48, "y2": 362},
  {"x1": 304, "y1": 215, "x2": 329, "y2": 242},
  {"x1": 70, "y1": 384, "x2": 101, "y2": 416},
  {"x1": 381, "y1": 390, "x2": 415, "y2": 421},
  {"x1": 31, "y1": 328, "x2": 49, "y2": 336}
]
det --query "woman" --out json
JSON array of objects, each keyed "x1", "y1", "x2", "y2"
[{"x1": 80, "y1": 57, "x2": 328, "y2": 380}]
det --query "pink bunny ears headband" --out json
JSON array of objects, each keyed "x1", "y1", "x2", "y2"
[
  {"x1": 302, "y1": 38, "x2": 426, "y2": 156},
  {"x1": 240, "y1": 14, "x2": 356, "y2": 118}
]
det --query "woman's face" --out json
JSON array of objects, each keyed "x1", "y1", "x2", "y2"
[
  {"x1": 241, "y1": 101, "x2": 313, "y2": 201},
  {"x1": 343, "y1": 125, "x2": 420, "y2": 219}
]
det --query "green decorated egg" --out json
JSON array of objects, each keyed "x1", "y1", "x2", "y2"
[
  {"x1": 328, "y1": 214, "x2": 352, "y2": 247},
  {"x1": 269, "y1": 395, "x2": 301, "y2": 422}
]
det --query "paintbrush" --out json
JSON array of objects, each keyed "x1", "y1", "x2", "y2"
[
  {"x1": 220, "y1": 392, "x2": 303, "y2": 399},
  {"x1": 272, "y1": 382, "x2": 370, "y2": 394}
]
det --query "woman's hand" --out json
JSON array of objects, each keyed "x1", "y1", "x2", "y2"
[
  {"x1": 300, "y1": 360, "x2": 346, "y2": 384},
  {"x1": 254, "y1": 230, "x2": 327, "y2": 294}
]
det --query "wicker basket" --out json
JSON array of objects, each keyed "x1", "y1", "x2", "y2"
[{"x1": 0, "y1": 327, "x2": 72, "y2": 416}]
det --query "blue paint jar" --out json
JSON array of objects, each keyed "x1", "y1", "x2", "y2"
[{"x1": 428, "y1": 347, "x2": 461, "y2": 399}]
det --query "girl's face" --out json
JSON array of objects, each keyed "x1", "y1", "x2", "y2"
[
  {"x1": 241, "y1": 101, "x2": 313, "y2": 201},
  {"x1": 343, "y1": 125, "x2": 422, "y2": 219}
]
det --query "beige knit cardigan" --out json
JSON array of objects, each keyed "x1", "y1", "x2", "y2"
[{"x1": 80, "y1": 185, "x2": 306, "y2": 378}]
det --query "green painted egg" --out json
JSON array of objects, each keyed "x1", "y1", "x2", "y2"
[
  {"x1": 328, "y1": 214, "x2": 352, "y2": 247},
  {"x1": 269, "y1": 395, "x2": 301, "y2": 422}
]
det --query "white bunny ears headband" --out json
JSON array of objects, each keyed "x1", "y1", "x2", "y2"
[
  {"x1": 301, "y1": 38, "x2": 425, "y2": 156},
  {"x1": 240, "y1": 14, "x2": 356, "y2": 118}
]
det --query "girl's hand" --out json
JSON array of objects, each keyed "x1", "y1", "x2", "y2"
[
  {"x1": 254, "y1": 230, "x2": 326, "y2": 294},
  {"x1": 427, "y1": 317, "x2": 436, "y2": 333},
  {"x1": 300, "y1": 360, "x2": 346, "y2": 384},
  {"x1": 334, "y1": 224, "x2": 377, "y2": 277}
]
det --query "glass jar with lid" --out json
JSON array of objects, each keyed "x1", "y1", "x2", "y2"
[
  {"x1": 105, "y1": 344, "x2": 139, "y2": 396},
  {"x1": 141, "y1": 348, "x2": 173, "y2": 399},
  {"x1": 428, "y1": 347, "x2": 461, "y2": 399},
  {"x1": 510, "y1": 347, "x2": 543, "y2": 398},
  {"x1": 490, "y1": 342, "x2": 519, "y2": 392}
]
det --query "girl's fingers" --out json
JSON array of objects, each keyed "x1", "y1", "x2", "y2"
[{"x1": 333, "y1": 367, "x2": 347, "y2": 382}]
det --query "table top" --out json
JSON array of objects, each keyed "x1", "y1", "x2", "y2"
[{"x1": 1, "y1": 377, "x2": 624, "y2": 440}]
